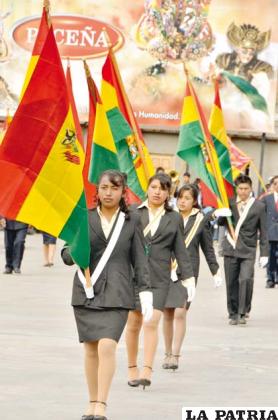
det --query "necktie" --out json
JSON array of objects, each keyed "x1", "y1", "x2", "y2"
[
  {"x1": 276, "y1": 199, "x2": 278, "y2": 212},
  {"x1": 239, "y1": 202, "x2": 246, "y2": 215}
]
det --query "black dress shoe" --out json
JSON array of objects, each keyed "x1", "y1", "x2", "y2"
[
  {"x1": 128, "y1": 379, "x2": 140, "y2": 387},
  {"x1": 128, "y1": 365, "x2": 140, "y2": 387},
  {"x1": 3, "y1": 267, "x2": 13, "y2": 274},
  {"x1": 266, "y1": 281, "x2": 275, "y2": 288},
  {"x1": 81, "y1": 415, "x2": 95, "y2": 420},
  {"x1": 13, "y1": 267, "x2": 21, "y2": 274},
  {"x1": 94, "y1": 416, "x2": 107, "y2": 420}
]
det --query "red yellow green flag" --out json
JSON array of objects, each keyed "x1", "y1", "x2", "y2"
[
  {"x1": 83, "y1": 60, "x2": 101, "y2": 208},
  {"x1": 209, "y1": 80, "x2": 234, "y2": 198},
  {"x1": 102, "y1": 49, "x2": 154, "y2": 201},
  {"x1": 177, "y1": 80, "x2": 222, "y2": 208},
  {"x1": 228, "y1": 137, "x2": 252, "y2": 180},
  {"x1": 0, "y1": 26, "x2": 89, "y2": 268},
  {"x1": 85, "y1": 63, "x2": 120, "y2": 185}
]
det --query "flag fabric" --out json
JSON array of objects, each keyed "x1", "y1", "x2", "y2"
[
  {"x1": 0, "y1": 26, "x2": 90, "y2": 268},
  {"x1": 20, "y1": 3, "x2": 50, "y2": 99},
  {"x1": 85, "y1": 64, "x2": 120, "y2": 185},
  {"x1": 102, "y1": 49, "x2": 154, "y2": 200},
  {"x1": 177, "y1": 80, "x2": 223, "y2": 208},
  {"x1": 83, "y1": 60, "x2": 102, "y2": 207},
  {"x1": 228, "y1": 137, "x2": 252, "y2": 179},
  {"x1": 209, "y1": 80, "x2": 234, "y2": 198}
]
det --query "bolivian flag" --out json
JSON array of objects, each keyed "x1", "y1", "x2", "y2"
[
  {"x1": 0, "y1": 27, "x2": 90, "y2": 268},
  {"x1": 209, "y1": 80, "x2": 234, "y2": 198},
  {"x1": 177, "y1": 80, "x2": 222, "y2": 208},
  {"x1": 86, "y1": 64, "x2": 120, "y2": 184},
  {"x1": 101, "y1": 49, "x2": 154, "y2": 201}
]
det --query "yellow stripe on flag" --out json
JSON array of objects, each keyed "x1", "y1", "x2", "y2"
[
  {"x1": 17, "y1": 108, "x2": 85, "y2": 235},
  {"x1": 101, "y1": 80, "x2": 118, "y2": 111},
  {"x1": 181, "y1": 95, "x2": 199, "y2": 126},
  {"x1": 93, "y1": 102, "x2": 117, "y2": 153},
  {"x1": 20, "y1": 56, "x2": 40, "y2": 100},
  {"x1": 209, "y1": 104, "x2": 228, "y2": 147}
]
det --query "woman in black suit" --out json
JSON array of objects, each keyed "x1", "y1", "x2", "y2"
[
  {"x1": 61, "y1": 170, "x2": 152, "y2": 420},
  {"x1": 163, "y1": 184, "x2": 222, "y2": 370},
  {"x1": 125, "y1": 173, "x2": 195, "y2": 388}
]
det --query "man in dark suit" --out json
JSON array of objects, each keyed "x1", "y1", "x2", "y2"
[
  {"x1": 261, "y1": 175, "x2": 278, "y2": 288},
  {"x1": 0, "y1": 218, "x2": 28, "y2": 274},
  {"x1": 219, "y1": 175, "x2": 268, "y2": 325}
]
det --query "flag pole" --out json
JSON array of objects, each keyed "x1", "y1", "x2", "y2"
[
  {"x1": 183, "y1": 64, "x2": 236, "y2": 240},
  {"x1": 184, "y1": 65, "x2": 227, "y2": 207},
  {"x1": 251, "y1": 160, "x2": 267, "y2": 193},
  {"x1": 102, "y1": 28, "x2": 150, "y2": 180}
]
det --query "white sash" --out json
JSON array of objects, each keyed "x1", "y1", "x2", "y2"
[
  {"x1": 184, "y1": 212, "x2": 204, "y2": 248},
  {"x1": 143, "y1": 206, "x2": 165, "y2": 237},
  {"x1": 171, "y1": 212, "x2": 204, "y2": 281},
  {"x1": 78, "y1": 211, "x2": 126, "y2": 299},
  {"x1": 226, "y1": 197, "x2": 255, "y2": 249}
]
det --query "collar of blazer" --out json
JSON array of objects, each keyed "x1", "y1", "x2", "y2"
[
  {"x1": 138, "y1": 206, "x2": 172, "y2": 241},
  {"x1": 183, "y1": 209, "x2": 203, "y2": 237},
  {"x1": 227, "y1": 197, "x2": 255, "y2": 248},
  {"x1": 89, "y1": 208, "x2": 122, "y2": 243}
]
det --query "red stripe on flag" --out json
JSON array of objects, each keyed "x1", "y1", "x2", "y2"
[{"x1": 0, "y1": 27, "x2": 68, "y2": 218}]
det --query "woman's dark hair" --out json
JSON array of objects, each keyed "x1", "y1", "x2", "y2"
[
  {"x1": 177, "y1": 183, "x2": 200, "y2": 209},
  {"x1": 147, "y1": 173, "x2": 173, "y2": 211},
  {"x1": 97, "y1": 170, "x2": 129, "y2": 218}
]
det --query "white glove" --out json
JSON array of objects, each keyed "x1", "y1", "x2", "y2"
[
  {"x1": 213, "y1": 273, "x2": 223, "y2": 288},
  {"x1": 139, "y1": 291, "x2": 153, "y2": 322},
  {"x1": 171, "y1": 268, "x2": 178, "y2": 282},
  {"x1": 259, "y1": 256, "x2": 268, "y2": 268},
  {"x1": 77, "y1": 269, "x2": 94, "y2": 299},
  {"x1": 181, "y1": 277, "x2": 196, "y2": 302},
  {"x1": 214, "y1": 208, "x2": 232, "y2": 218}
]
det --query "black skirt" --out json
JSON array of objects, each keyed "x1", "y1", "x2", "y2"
[
  {"x1": 73, "y1": 306, "x2": 129, "y2": 343},
  {"x1": 164, "y1": 280, "x2": 188, "y2": 309},
  {"x1": 134, "y1": 283, "x2": 170, "y2": 312}
]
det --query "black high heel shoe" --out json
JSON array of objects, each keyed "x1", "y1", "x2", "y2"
[
  {"x1": 139, "y1": 365, "x2": 152, "y2": 390},
  {"x1": 169, "y1": 355, "x2": 180, "y2": 371},
  {"x1": 81, "y1": 401, "x2": 96, "y2": 420},
  {"x1": 94, "y1": 401, "x2": 108, "y2": 420},
  {"x1": 128, "y1": 365, "x2": 140, "y2": 387}
]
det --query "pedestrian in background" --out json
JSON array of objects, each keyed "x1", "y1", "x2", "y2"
[{"x1": 0, "y1": 218, "x2": 28, "y2": 274}]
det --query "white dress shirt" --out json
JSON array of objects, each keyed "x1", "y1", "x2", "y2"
[
  {"x1": 138, "y1": 200, "x2": 165, "y2": 236},
  {"x1": 97, "y1": 207, "x2": 120, "y2": 239}
]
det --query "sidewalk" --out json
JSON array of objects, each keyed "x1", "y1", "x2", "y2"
[{"x1": 0, "y1": 232, "x2": 277, "y2": 420}]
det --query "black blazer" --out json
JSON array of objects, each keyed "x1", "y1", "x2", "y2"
[
  {"x1": 219, "y1": 198, "x2": 268, "y2": 258},
  {"x1": 261, "y1": 193, "x2": 278, "y2": 241},
  {"x1": 134, "y1": 206, "x2": 194, "y2": 288},
  {"x1": 62, "y1": 209, "x2": 150, "y2": 310},
  {"x1": 184, "y1": 212, "x2": 219, "y2": 278}
]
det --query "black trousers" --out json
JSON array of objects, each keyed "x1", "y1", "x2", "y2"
[
  {"x1": 4, "y1": 228, "x2": 28, "y2": 269},
  {"x1": 267, "y1": 241, "x2": 278, "y2": 283},
  {"x1": 224, "y1": 256, "x2": 255, "y2": 317}
]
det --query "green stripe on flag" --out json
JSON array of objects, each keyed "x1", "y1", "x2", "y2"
[
  {"x1": 212, "y1": 136, "x2": 234, "y2": 185},
  {"x1": 60, "y1": 192, "x2": 90, "y2": 268},
  {"x1": 89, "y1": 142, "x2": 120, "y2": 184},
  {"x1": 177, "y1": 121, "x2": 220, "y2": 198},
  {"x1": 107, "y1": 107, "x2": 145, "y2": 200}
]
